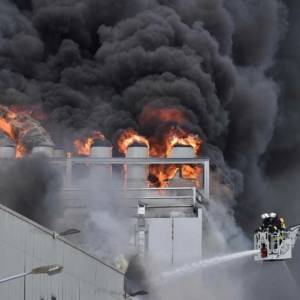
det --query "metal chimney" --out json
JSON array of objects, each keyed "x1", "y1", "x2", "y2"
[
  {"x1": 90, "y1": 139, "x2": 112, "y2": 179},
  {"x1": 32, "y1": 142, "x2": 54, "y2": 158},
  {"x1": 126, "y1": 142, "x2": 148, "y2": 188},
  {"x1": 90, "y1": 140, "x2": 112, "y2": 158},
  {"x1": 0, "y1": 144, "x2": 15, "y2": 159},
  {"x1": 169, "y1": 144, "x2": 196, "y2": 158},
  {"x1": 0, "y1": 134, "x2": 16, "y2": 158},
  {"x1": 53, "y1": 148, "x2": 65, "y2": 158},
  {"x1": 169, "y1": 145, "x2": 196, "y2": 188}
]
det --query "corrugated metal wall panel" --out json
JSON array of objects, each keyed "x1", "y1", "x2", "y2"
[
  {"x1": 79, "y1": 281, "x2": 96, "y2": 300},
  {"x1": 63, "y1": 273, "x2": 80, "y2": 300},
  {"x1": 0, "y1": 244, "x2": 24, "y2": 299},
  {"x1": 95, "y1": 263, "x2": 125, "y2": 300},
  {"x1": 0, "y1": 205, "x2": 125, "y2": 300},
  {"x1": 63, "y1": 245, "x2": 97, "y2": 285}
]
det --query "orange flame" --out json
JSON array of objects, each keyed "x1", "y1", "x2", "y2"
[
  {"x1": 181, "y1": 164, "x2": 203, "y2": 187},
  {"x1": 10, "y1": 105, "x2": 46, "y2": 121},
  {"x1": 16, "y1": 144, "x2": 26, "y2": 158},
  {"x1": 0, "y1": 106, "x2": 34, "y2": 157},
  {"x1": 168, "y1": 131, "x2": 202, "y2": 156},
  {"x1": 74, "y1": 131, "x2": 105, "y2": 156},
  {"x1": 148, "y1": 127, "x2": 203, "y2": 187},
  {"x1": 149, "y1": 126, "x2": 202, "y2": 157},
  {"x1": 0, "y1": 104, "x2": 52, "y2": 158},
  {"x1": 148, "y1": 164, "x2": 179, "y2": 187},
  {"x1": 117, "y1": 128, "x2": 149, "y2": 155},
  {"x1": 117, "y1": 126, "x2": 203, "y2": 187},
  {"x1": 139, "y1": 106, "x2": 186, "y2": 127},
  {"x1": 148, "y1": 163, "x2": 203, "y2": 188},
  {"x1": 0, "y1": 117, "x2": 15, "y2": 140}
]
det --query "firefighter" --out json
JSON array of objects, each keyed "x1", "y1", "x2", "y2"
[
  {"x1": 255, "y1": 214, "x2": 267, "y2": 233},
  {"x1": 269, "y1": 213, "x2": 287, "y2": 245},
  {"x1": 258, "y1": 212, "x2": 285, "y2": 233},
  {"x1": 269, "y1": 212, "x2": 279, "y2": 233},
  {"x1": 261, "y1": 213, "x2": 271, "y2": 230},
  {"x1": 278, "y1": 217, "x2": 287, "y2": 245},
  {"x1": 279, "y1": 217, "x2": 286, "y2": 230}
]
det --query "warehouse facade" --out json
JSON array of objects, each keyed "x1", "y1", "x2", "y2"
[{"x1": 0, "y1": 204, "x2": 125, "y2": 300}]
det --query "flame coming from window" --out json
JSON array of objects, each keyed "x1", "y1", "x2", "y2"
[{"x1": 74, "y1": 131, "x2": 105, "y2": 156}]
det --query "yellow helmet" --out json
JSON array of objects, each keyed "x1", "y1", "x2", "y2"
[{"x1": 280, "y1": 218, "x2": 286, "y2": 228}]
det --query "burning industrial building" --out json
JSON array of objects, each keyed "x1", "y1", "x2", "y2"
[{"x1": 0, "y1": 0, "x2": 299, "y2": 299}]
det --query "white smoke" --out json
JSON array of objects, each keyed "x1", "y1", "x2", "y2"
[{"x1": 54, "y1": 166, "x2": 135, "y2": 265}]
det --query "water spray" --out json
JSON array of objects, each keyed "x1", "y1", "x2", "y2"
[{"x1": 153, "y1": 250, "x2": 259, "y2": 286}]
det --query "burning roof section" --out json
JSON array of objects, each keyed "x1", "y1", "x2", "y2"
[{"x1": 0, "y1": 104, "x2": 204, "y2": 188}]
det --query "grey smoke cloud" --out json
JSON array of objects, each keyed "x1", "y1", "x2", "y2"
[
  {"x1": 0, "y1": 156, "x2": 61, "y2": 226},
  {"x1": 1, "y1": 0, "x2": 300, "y2": 298},
  {"x1": 0, "y1": 0, "x2": 283, "y2": 179}
]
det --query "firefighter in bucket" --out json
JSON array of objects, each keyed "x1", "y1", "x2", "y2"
[
  {"x1": 255, "y1": 212, "x2": 287, "y2": 259},
  {"x1": 254, "y1": 213, "x2": 300, "y2": 261},
  {"x1": 259, "y1": 212, "x2": 286, "y2": 233}
]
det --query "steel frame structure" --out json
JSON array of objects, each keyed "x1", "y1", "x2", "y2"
[{"x1": 51, "y1": 157, "x2": 210, "y2": 200}]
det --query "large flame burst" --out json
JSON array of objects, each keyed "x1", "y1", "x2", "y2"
[
  {"x1": 149, "y1": 127, "x2": 203, "y2": 187},
  {"x1": 148, "y1": 164, "x2": 180, "y2": 188},
  {"x1": 0, "y1": 104, "x2": 203, "y2": 187},
  {"x1": 117, "y1": 126, "x2": 203, "y2": 187},
  {"x1": 139, "y1": 106, "x2": 186, "y2": 127},
  {"x1": 149, "y1": 126, "x2": 202, "y2": 157},
  {"x1": 117, "y1": 128, "x2": 150, "y2": 155},
  {"x1": 74, "y1": 131, "x2": 105, "y2": 156},
  {"x1": 0, "y1": 105, "x2": 46, "y2": 158}
]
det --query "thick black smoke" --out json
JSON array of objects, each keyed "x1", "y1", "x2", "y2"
[
  {"x1": 1, "y1": 0, "x2": 300, "y2": 298},
  {"x1": 0, "y1": 0, "x2": 288, "y2": 230},
  {"x1": 1, "y1": 0, "x2": 285, "y2": 207},
  {"x1": 0, "y1": 155, "x2": 61, "y2": 226}
]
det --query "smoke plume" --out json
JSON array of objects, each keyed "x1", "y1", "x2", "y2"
[
  {"x1": 0, "y1": 0, "x2": 284, "y2": 204},
  {"x1": 0, "y1": 155, "x2": 61, "y2": 226},
  {"x1": 1, "y1": 0, "x2": 300, "y2": 299}
]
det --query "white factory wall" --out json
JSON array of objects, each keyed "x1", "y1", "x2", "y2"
[
  {"x1": 0, "y1": 204, "x2": 125, "y2": 300},
  {"x1": 147, "y1": 209, "x2": 202, "y2": 266}
]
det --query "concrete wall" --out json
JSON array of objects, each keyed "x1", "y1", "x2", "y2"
[{"x1": 0, "y1": 205, "x2": 125, "y2": 300}]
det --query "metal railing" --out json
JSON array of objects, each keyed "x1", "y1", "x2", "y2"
[
  {"x1": 124, "y1": 187, "x2": 197, "y2": 208},
  {"x1": 52, "y1": 157, "x2": 210, "y2": 200}
]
